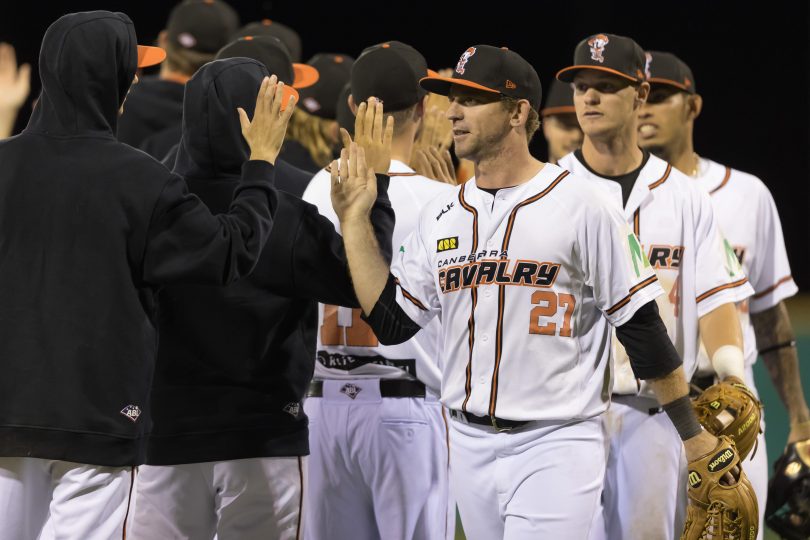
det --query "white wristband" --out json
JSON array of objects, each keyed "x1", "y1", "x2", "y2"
[{"x1": 710, "y1": 344, "x2": 745, "y2": 380}]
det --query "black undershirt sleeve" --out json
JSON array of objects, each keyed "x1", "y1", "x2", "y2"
[
  {"x1": 362, "y1": 273, "x2": 423, "y2": 345},
  {"x1": 615, "y1": 300, "x2": 682, "y2": 380}
]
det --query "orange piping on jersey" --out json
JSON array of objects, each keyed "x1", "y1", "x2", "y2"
[
  {"x1": 488, "y1": 170, "x2": 570, "y2": 417},
  {"x1": 122, "y1": 467, "x2": 135, "y2": 539},
  {"x1": 752, "y1": 275, "x2": 794, "y2": 299},
  {"x1": 394, "y1": 277, "x2": 429, "y2": 311},
  {"x1": 696, "y1": 277, "x2": 749, "y2": 304},
  {"x1": 441, "y1": 406, "x2": 451, "y2": 538},
  {"x1": 709, "y1": 166, "x2": 732, "y2": 195},
  {"x1": 606, "y1": 275, "x2": 659, "y2": 316},
  {"x1": 458, "y1": 185, "x2": 479, "y2": 413},
  {"x1": 633, "y1": 209, "x2": 640, "y2": 236},
  {"x1": 648, "y1": 163, "x2": 672, "y2": 190}
]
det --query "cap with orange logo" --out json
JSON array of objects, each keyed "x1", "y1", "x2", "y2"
[
  {"x1": 645, "y1": 51, "x2": 696, "y2": 94},
  {"x1": 557, "y1": 33, "x2": 646, "y2": 83},
  {"x1": 216, "y1": 36, "x2": 318, "y2": 111},
  {"x1": 419, "y1": 44, "x2": 542, "y2": 111}
]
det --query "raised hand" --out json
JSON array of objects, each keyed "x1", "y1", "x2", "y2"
[
  {"x1": 237, "y1": 75, "x2": 296, "y2": 164},
  {"x1": 0, "y1": 43, "x2": 31, "y2": 112},
  {"x1": 340, "y1": 97, "x2": 393, "y2": 175},
  {"x1": 412, "y1": 147, "x2": 457, "y2": 185},
  {"x1": 330, "y1": 143, "x2": 377, "y2": 224}
]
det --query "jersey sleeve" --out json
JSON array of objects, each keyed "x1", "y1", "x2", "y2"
[
  {"x1": 581, "y1": 195, "x2": 664, "y2": 326},
  {"x1": 389, "y1": 217, "x2": 441, "y2": 328},
  {"x1": 692, "y1": 186, "x2": 754, "y2": 317},
  {"x1": 747, "y1": 184, "x2": 798, "y2": 313}
]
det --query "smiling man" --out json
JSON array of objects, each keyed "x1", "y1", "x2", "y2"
[
  {"x1": 557, "y1": 33, "x2": 757, "y2": 539},
  {"x1": 327, "y1": 43, "x2": 735, "y2": 539},
  {"x1": 639, "y1": 51, "x2": 807, "y2": 540}
]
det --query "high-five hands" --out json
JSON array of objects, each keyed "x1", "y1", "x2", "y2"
[{"x1": 238, "y1": 75, "x2": 296, "y2": 164}]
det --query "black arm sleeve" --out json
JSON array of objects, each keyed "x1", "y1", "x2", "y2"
[
  {"x1": 259, "y1": 173, "x2": 395, "y2": 306},
  {"x1": 362, "y1": 273, "x2": 423, "y2": 345},
  {"x1": 143, "y1": 160, "x2": 277, "y2": 286},
  {"x1": 615, "y1": 300, "x2": 682, "y2": 380}
]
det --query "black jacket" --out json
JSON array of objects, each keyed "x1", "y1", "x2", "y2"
[
  {"x1": 0, "y1": 12, "x2": 277, "y2": 467},
  {"x1": 117, "y1": 75, "x2": 184, "y2": 155},
  {"x1": 145, "y1": 57, "x2": 394, "y2": 465}
]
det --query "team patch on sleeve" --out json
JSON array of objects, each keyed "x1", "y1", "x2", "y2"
[{"x1": 437, "y1": 237, "x2": 459, "y2": 252}]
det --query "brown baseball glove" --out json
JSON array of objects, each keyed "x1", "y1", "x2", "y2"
[
  {"x1": 692, "y1": 376, "x2": 762, "y2": 460},
  {"x1": 681, "y1": 435, "x2": 759, "y2": 540}
]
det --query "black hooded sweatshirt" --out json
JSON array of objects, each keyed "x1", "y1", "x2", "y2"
[
  {"x1": 0, "y1": 12, "x2": 278, "y2": 467},
  {"x1": 145, "y1": 58, "x2": 395, "y2": 464},
  {"x1": 117, "y1": 75, "x2": 184, "y2": 155}
]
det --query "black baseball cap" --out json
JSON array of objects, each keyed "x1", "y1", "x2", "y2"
[
  {"x1": 557, "y1": 33, "x2": 646, "y2": 83},
  {"x1": 297, "y1": 53, "x2": 355, "y2": 119},
  {"x1": 231, "y1": 19, "x2": 302, "y2": 62},
  {"x1": 351, "y1": 42, "x2": 434, "y2": 112},
  {"x1": 167, "y1": 0, "x2": 239, "y2": 54},
  {"x1": 646, "y1": 51, "x2": 696, "y2": 93},
  {"x1": 215, "y1": 36, "x2": 319, "y2": 110},
  {"x1": 336, "y1": 82, "x2": 354, "y2": 137},
  {"x1": 419, "y1": 45, "x2": 542, "y2": 111},
  {"x1": 541, "y1": 78, "x2": 575, "y2": 117}
]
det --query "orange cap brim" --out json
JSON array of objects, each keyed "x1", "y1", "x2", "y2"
[
  {"x1": 540, "y1": 105, "x2": 576, "y2": 117},
  {"x1": 647, "y1": 77, "x2": 691, "y2": 91},
  {"x1": 426, "y1": 68, "x2": 439, "y2": 77},
  {"x1": 137, "y1": 45, "x2": 166, "y2": 68},
  {"x1": 280, "y1": 85, "x2": 299, "y2": 111},
  {"x1": 292, "y1": 63, "x2": 319, "y2": 89},
  {"x1": 418, "y1": 75, "x2": 500, "y2": 96}
]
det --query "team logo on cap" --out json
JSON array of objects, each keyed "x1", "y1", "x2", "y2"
[
  {"x1": 456, "y1": 47, "x2": 476, "y2": 75},
  {"x1": 587, "y1": 34, "x2": 610, "y2": 64},
  {"x1": 644, "y1": 52, "x2": 653, "y2": 80}
]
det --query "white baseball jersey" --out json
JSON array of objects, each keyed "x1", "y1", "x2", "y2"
[
  {"x1": 693, "y1": 158, "x2": 798, "y2": 369},
  {"x1": 302, "y1": 160, "x2": 453, "y2": 395},
  {"x1": 389, "y1": 162, "x2": 664, "y2": 421},
  {"x1": 558, "y1": 152, "x2": 754, "y2": 392}
]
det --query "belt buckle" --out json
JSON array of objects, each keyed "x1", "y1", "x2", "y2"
[{"x1": 490, "y1": 416, "x2": 513, "y2": 432}]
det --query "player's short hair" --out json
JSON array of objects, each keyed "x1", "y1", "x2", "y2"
[
  {"x1": 386, "y1": 104, "x2": 419, "y2": 138},
  {"x1": 501, "y1": 96, "x2": 540, "y2": 144},
  {"x1": 164, "y1": 41, "x2": 216, "y2": 76}
]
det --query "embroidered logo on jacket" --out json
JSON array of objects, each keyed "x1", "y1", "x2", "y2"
[
  {"x1": 283, "y1": 402, "x2": 300, "y2": 418},
  {"x1": 120, "y1": 405, "x2": 141, "y2": 423}
]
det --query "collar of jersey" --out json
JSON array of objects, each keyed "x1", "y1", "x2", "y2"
[
  {"x1": 387, "y1": 159, "x2": 414, "y2": 174},
  {"x1": 469, "y1": 162, "x2": 563, "y2": 199}
]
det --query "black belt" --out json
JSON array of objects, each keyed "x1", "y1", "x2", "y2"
[
  {"x1": 449, "y1": 409, "x2": 529, "y2": 432},
  {"x1": 307, "y1": 379, "x2": 426, "y2": 398}
]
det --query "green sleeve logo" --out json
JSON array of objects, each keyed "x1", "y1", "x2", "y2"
[
  {"x1": 628, "y1": 233, "x2": 650, "y2": 277},
  {"x1": 723, "y1": 238, "x2": 741, "y2": 277}
]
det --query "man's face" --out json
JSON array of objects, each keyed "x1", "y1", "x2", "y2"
[
  {"x1": 446, "y1": 85, "x2": 511, "y2": 161},
  {"x1": 572, "y1": 70, "x2": 641, "y2": 138},
  {"x1": 542, "y1": 113, "x2": 583, "y2": 161},
  {"x1": 638, "y1": 85, "x2": 689, "y2": 153}
]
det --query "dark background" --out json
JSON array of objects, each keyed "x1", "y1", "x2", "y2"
[{"x1": 2, "y1": 1, "x2": 808, "y2": 289}]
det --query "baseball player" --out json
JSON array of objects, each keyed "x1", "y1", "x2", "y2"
[
  {"x1": 130, "y1": 55, "x2": 395, "y2": 540},
  {"x1": 639, "y1": 50, "x2": 807, "y2": 538},
  {"x1": 556, "y1": 33, "x2": 755, "y2": 539},
  {"x1": 302, "y1": 41, "x2": 455, "y2": 540},
  {"x1": 330, "y1": 43, "x2": 737, "y2": 539},
  {"x1": 0, "y1": 11, "x2": 290, "y2": 539},
  {"x1": 540, "y1": 78, "x2": 582, "y2": 164}
]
